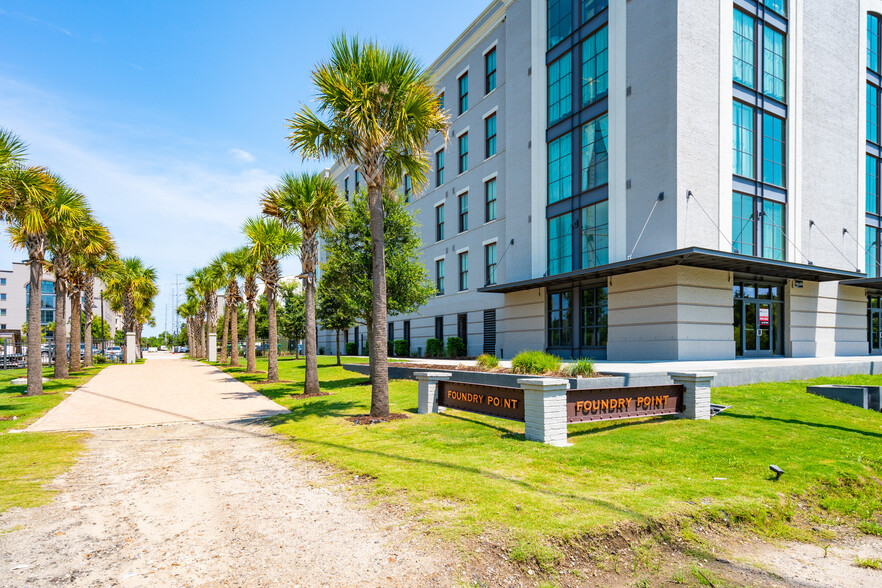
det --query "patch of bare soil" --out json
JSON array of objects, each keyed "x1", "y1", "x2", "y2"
[
  {"x1": 346, "y1": 413, "x2": 409, "y2": 426},
  {"x1": 247, "y1": 379, "x2": 295, "y2": 387},
  {"x1": 290, "y1": 391, "x2": 331, "y2": 399}
]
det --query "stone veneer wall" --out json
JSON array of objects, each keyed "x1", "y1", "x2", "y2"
[{"x1": 787, "y1": 282, "x2": 867, "y2": 357}]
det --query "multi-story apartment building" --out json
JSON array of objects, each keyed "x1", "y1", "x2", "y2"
[
  {"x1": 0, "y1": 262, "x2": 122, "y2": 344},
  {"x1": 319, "y1": 0, "x2": 882, "y2": 362}
]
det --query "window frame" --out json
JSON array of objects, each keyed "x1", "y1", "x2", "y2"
[
  {"x1": 485, "y1": 177, "x2": 497, "y2": 222},
  {"x1": 436, "y1": 149, "x2": 445, "y2": 186},
  {"x1": 485, "y1": 242, "x2": 497, "y2": 286},
  {"x1": 485, "y1": 113, "x2": 497, "y2": 158},
  {"x1": 485, "y1": 47, "x2": 497, "y2": 94},
  {"x1": 458, "y1": 191, "x2": 469, "y2": 233},
  {"x1": 458, "y1": 132, "x2": 469, "y2": 174},
  {"x1": 435, "y1": 203, "x2": 445, "y2": 242},
  {"x1": 458, "y1": 72, "x2": 469, "y2": 115},
  {"x1": 458, "y1": 251, "x2": 469, "y2": 291},
  {"x1": 435, "y1": 258, "x2": 445, "y2": 295}
]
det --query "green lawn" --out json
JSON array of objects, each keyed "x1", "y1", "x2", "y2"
[
  {"x1": 0, "y1": 365, "x2": 107, "y2": 512},
  {"x1": 219, "y1": 356, "x2": 882, "y2": 562}
]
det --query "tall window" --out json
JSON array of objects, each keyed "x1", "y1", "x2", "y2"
[
  {"x1": 548, "y1": 291, "x2": 572, "y2": 347},
  {"x1": 485, "y1": 113, "x2": 497, "y2": 158},
  {"x1": 436, "y1": 149, "x2": 445, "y2": 186},
  {"x1": 458, "y1": 132, "x2": 469, "y2": 173},
  {"x1": 403, "y1": 174, "x2": 412, "y2": 203},
  {"x1": 581, "y1": 114, "x2": 609, "y2": 190},
  {"x1": 733, "y1": 10, "x2": 755, "y2": 88},
  {"x1": 548, "y1": 132, "x2": 573, "y2": 204},
  {"x1": 485, "y1": 48, "x2": 497, "y2": 93},
  {"x1": 868, "y1": 226, "x2": 880, "y2": 278},
  {"x1": 458, "y1": 192, "x2": 468, "y2": 232},
  {"x1": 763, "y1": 26, "x2": 786, "y2": 102},
  {"x1": 548, "y1": 0, "x2": 573, "y2": 49},
  {"x1": 582, "y1": 0, "x2": 608, "y2": 23},
  {"x1": 869, "y1": 155, "x2": 880, "y2": 216},
  {"x1": 435, "y1": 204, "x2": 445, "y2": 241},
  {"x1": 435, "y1": 316, "x2": 444, "y2": 341},
  {"x1": 581, "y1": 200, "x2": 609, "y2": 268},
  {"x1": 485, "y1": 243, "x2": 497, "y2": 286},
  {"x1": 438, "y1": 92, "x2": 445, "y2": 112},
  {"x1": 581, "y1": 26, "x2": 608, "y2": 106},
  {"x1": 762, "y1": 113, "x2": 785, "y2": 187},
  {"x1": 764, "y1": 0, "x2": 786, "y2": 17},
  {"x1": 435, "y1": 259, "x2": 445, "y2": 295},
  {"x1": 733, "y1": 101, "x2": 755, "y2": 178},
  {"x1": 581, "y1": 286, "x2": 608, "y2": 348},
  {"x1": 732, "y1": 192, "x2": 755, "y2": 256},
  {"x1": 354, "y1": 169, "x2": 360, "y2": 191},
  {"x1": 762, "y1": 199, "x2": 785, "y2": 260},
  {"x1": 548, "y1": 52, "x2": 573, "y2": 125},
  {"x1": 485, "y1": 178, "x2": 497, "y2": 221},
  {"x1": 548, "y1": 213, "x2": 573, "y2": 275},
  {"x1": 731, "y1": 193, "x2": 785, "y2": 260},
  {"x1": 869, "y1": 83, "x2": 880, "y2": 145},
  {"x1": 458, "y1": 73, "x2": 469, "y2": 114},
  {"x1": 344, "y1": 177, "x2": 350, "y2": 200},
  {"x1": 870, "y1": 14, "x2": 881, "y2": 74},
  {"x1": 458, "y1": 251, "x2": 469, "y2": 291}
]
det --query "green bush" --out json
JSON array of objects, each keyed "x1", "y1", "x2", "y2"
[
  {"x1": 94, "y1": 354, "x2": 109, "y2": 365},
  {"x1": 562, "y1": 358, "x2": 595, "y2": 377},
  {"x1": 476, "y1": 354, "x2": 499, "y2": 369},
  {"x1": 446, "y1": 336, "x2": 466, "y2": 358},
  {"x1": 319, "y1": 347, "x2": 325, "y2": 355},
  {"x1": 388, "y1": 340, "x2": 395, "y2": 356},
  {"x1": 394, "y1": 339, "x2": 409, "y2": 357},
  {"x1": 345, "y1": 341, "x2": 357, "y2": 355},
  {"x1": 511, "y1": 350, "x2": 561, "y2": 374},
  {"x1": 425, "y1": 338, "x2": 443, "y2": 358}
]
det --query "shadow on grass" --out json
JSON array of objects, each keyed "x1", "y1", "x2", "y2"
[
  {"x1": 439, "y1": 411, "x2": 518, "y2": 435},
  {"x1": 721, "y1": 412, "x2": 882, "y2": 439},
  {"x1": 568, "y1": 415, "x2": 679, "y2": 438},
  {"x1": 265, "y1": 400, "x2": 361, "y2": 425}
]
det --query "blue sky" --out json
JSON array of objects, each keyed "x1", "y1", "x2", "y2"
[{"x1": 0, "y1": 0, "x2": 487, "y2": 334}]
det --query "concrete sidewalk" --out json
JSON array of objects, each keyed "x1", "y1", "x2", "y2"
[{"x1": 24, "y1": 355, "x2": 288, "y2": 432}]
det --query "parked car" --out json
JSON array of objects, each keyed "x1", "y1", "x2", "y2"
[
  {"x1": 148, "y1": 346, "x2": 158, "y2": 352},
  {"x1": 105, "y1": 346, "x2": 123, "y2": 360}
]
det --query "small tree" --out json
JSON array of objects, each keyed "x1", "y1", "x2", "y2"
[
  {"x1": 321, "y1": 191, "x2": 433, "y2": 369},
  {"x1": 317, "y1": 278, "x2": 356, "y2": 366}
]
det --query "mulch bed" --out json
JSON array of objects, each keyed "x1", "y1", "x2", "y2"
[
  {"x1": 248, "y1": 380, "x2": 295, "y2": 386},
  {"x1": 345, "y1": 413, "x2": 409, "y2": 426},
  {"x1": 289, "y1": 391, "x2": 331, "y2": 399},
  {"x1": 390, "y1": 362, "x2": 607, "y2": 378},
  {"x1": 0, "y1": 415, "x2": 18, "y2": 421}
]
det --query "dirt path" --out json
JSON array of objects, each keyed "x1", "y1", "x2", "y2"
[{"x1": 0, "y1": 420, "x2": 456, "y2": 587}]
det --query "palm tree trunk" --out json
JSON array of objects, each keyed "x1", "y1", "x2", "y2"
[
  {"x1": 267, "y1": 286, "x2": 279, "y2": 382},
  {"x1": 220, "y1": 296, "x2": 230, "y2": 363},
  {"x1": 26, "y1": 256, "x2": 44, "y2": 396},
  {"x1": 187, "y1": 318, "x2": 195, "y2": 356},
  {"x1": 69, "y1": 291, "x2": 82, "y2": 372},
  {"x1": 335, "y1": 329, "x2": 341, "y2": 366},
  {"x1": 200, "y1": 317, "x2": 206, "y2": 359},
  {"x1": 246, "y1": 297, "x2": 257, "y2": 373},
  {"x1": 83, "y1": 280, "x2": 94, "y2": 367},
  {"x1": 54, "y1": 280, "x2": 69, "y2": 379},
  {"x1": 136, "y1": 324, "x2": 143, "y2": 358},
  {"x1": 367, "y1": 185, "x2": 389, "y2": 417},
  {"x1": 304, "y1": 270, "x2": 319, "y2": 395},
  {"x1": 230, "y1": 301, "x2": 239, "y2": 367}
]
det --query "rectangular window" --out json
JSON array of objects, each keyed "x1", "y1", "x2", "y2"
[
  {"x1": 732, "y1": 192, "x2": 755, "y2": 256},
  {"x1": 458, "y1": 132, "x2": 469, "y2": 174},
  {"x1": 485, "y1": 113, "x2": 497, "y2": 158},
  {"x1": 580, "y1": 286, "x2": 608, "y2": 348},
  {"x1": 548, "y1": 52, "x2": 573, "y2": 125},
  {"x1": 548, "y1": 213, "x2": 573, "y2": 276},
  {"x1": 762, "y1": 199, "x2": 785, "y2": 261},
  {"x1": 548, "y1": 0, "x2": 573, "y2": 49},
  {"x1": 0, "y1": 325, "x2": 5, "y2": 330},
  {"x1": 0, "y1": 309, "x2": 5, "y2": 316},
  {"x1": 485, "y1": 48, "x2": 497, "y2": 94},
  {"x1": 0, "y1": 294, "x2": 5, "y2": 301},
  {"x1": 733, "y1": 101, "x2": 755, "y2": 178},
  {"x1": 485, "y1": 178, "x2": 497, "y2": 222},
  {"x1": 458, "y1": 251, "x2": 469, "y2": 291},
  {"x1": 582, "y1": 0, "x2": 608, "y2": 24},
  {"x1": 458, "y1": 192, "x2": 468, "y2": 232},
  {"x1": 548, "y1": 290, "x2": 573, "y2": 347},
  {"x1": 0, "y1": 278, "x2": 5, "y2": 285},
  {"x1": 403, "y1": 174, "x2": 412, "y2": 203},
  {"x1": 435, "y1": 259, "x2": 445, "y2": 295},
  {"x1": 869, "y1": 83, "x2": 880, "y2": 145},
  {"x1": 763, "y1": 26, "x2": 786, "y2": 102},
  {"x1": 868, "y1": 154, "x2": 879, "y2": 215},
  {"x1": 868, "y1": 226, "x2": 880, "y2": 278},
  {"x1": 548, "y1": 132, "x2": 573, "y2": 204},
  {"x1": 870, "y1": 14, "x2": 880, "y2": 74},
  {"x1": 581, "y1": 200, "x2": 609, "y2": 268},
  {"x1": 355, "y1": 169, "x2": 361, "y2": 191},
  {"x1": 733, "y1": 9, "x2": 755, "y2": 88},
  {"x1": 435, "y1": 316, "x2": 444, "y2": 341},
  {"x1": 458, "y1": 72, "x2": 469, "y2": 114},
  {"x1": 344, "y1": 177, "x2": 350, "y2": 199},
  {"x1": 581, "y1": 114, "x2": 609, "y2": 190},
  {"x1": 436, "y1": 149, "x2": 445, "y2": 186},
  {"x1": 403, "y1": 320, "x2": 411, "y2": 348},
  {"x1": 435, "y1": 204, "x2": 445, "y2": 241},
  {"x1": 581, "y1": 26, "x2": 608, "y2": 106},
  {"x1": 457, "y1": 314, "x2": 468, "y2": 349},
  {"x1": 388, "y1": 322, "x2": 395, "y2": 344},
  {"x1": 762, "y1": 113, "x2": 785, "y2": 187},
  {"x1": 485, "y1": 243, "x2": 497, "y2": 286},
  {"x1": 439, "y1": 92, "x2": 445, "y2": 112},
  {"x1": 764, "y1": 0, "x2": 786, "y2": 17}
]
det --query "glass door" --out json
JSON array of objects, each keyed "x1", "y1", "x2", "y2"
[
  {"x1": 734, "y1": 282, "x2": 784, "y2": 357},
  {"x1": 869, "y1": 296, "x2": 882, "y2": 354}
]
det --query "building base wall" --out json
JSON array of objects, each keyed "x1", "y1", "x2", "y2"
[{"x1": 787, "y1": 281, "x2": 868, "y2": 357}]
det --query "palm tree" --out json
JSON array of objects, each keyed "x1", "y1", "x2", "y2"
[
  {"x1": 243, "y1": 216, "x2": 300, "y2": 382},
  {"x1": 213, "y1": 253, "x2": 233, "y2": 363},
  {"x1": 225, "y1": 248, "x2": 253, "y2": 367},
  {"x1": 178, "y1": 296, "x2": 199, "y2": 356},
  {"x1": 187, "y1": 269, "x2": 209, "y2": 358},
  {"x1": 68, "y1": 222, "x2": 114, "y2": 372},
  {"x1": 78, "y1": 242, "x2": 117, "y2": 367},
  {"x1": 239, "y1": 248, "x2": 260, "y2": 373},
  {"x1": 7, "y1": 174, "x2": 90, "y2": 394},
  {"x1": 288, "y1": 35, "x2": 448, "y2": 416},
  {"x1": 261, "y1": 172, "x2": 347, "y2": 395},
  {"x1": 105, "y1": 257, "x2": 158, "y2": 361}
]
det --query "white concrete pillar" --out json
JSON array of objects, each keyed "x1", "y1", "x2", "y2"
[
  {"x1": 208, "y1": 332, "x2": 217, "y2": 362},
  {"x1": 519, "y1": 378, "x2": 569, "y2": 446},
  {"x1": 415, "y1": 372, "x2": 452, "y2": 414},
  {"x1": 669, "y1": 372, "x2": 716, "y2": 420},
  {"x1": 125, "y1": 332, "x2": 137, "y2": 364}
]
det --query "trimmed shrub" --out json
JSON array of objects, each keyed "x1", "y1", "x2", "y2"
[
  {"x1": 562, "y1": 357, "x2": 595, "y2": 377},
  {"x1": 388, "y1": 340, "x2": 395, "y2": 356},
  {"x1": 345, "y1": 341, "x2": 357, "y2": 355},
  {"x1": 394, "y1": 339, "x2": 409, "y2": 357},
  {"x1": 476, "y1": 353, "x2": 499, "y2": 369},
  {"x1": 425, "y1": 338, "x2": 443, "y2": 358},
  {"x1": 511, "y1": 350, "x2": 561, "y2": 374},
  {"x1": 446, "y1": 336, "x2": 466, "y2": 358},
  {"x1": 319, "y1": 347, "x2": 325, "y2": 355}
]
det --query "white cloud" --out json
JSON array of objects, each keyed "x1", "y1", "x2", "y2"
[{"x1": 228, "y1": 147, "x2": 255, "y2": 163}]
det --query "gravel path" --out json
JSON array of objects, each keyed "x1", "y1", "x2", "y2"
[{"x1": 0, "y1": 420, "x2": 456, "y2": 587}]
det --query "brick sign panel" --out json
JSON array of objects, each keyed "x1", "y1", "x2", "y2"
[
  {"x1": 438, "y1": 381, "x2": 525, "y2": 421},
  {"x1": 567, "y1": 385, "x2": 684, "y2": 423}
]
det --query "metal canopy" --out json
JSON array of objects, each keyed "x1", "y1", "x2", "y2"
[
  {"x1": 478, "y1": 247, "x2": 865, "y2": 294},
  {"x1": 841, "y1": 277, "x2": 882, "y2": 290}
]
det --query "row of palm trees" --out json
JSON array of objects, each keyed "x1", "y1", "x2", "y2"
[{"x1": 0, "y1": 128, "x2": 158, "y2": 396}]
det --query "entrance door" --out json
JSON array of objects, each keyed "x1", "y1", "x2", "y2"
[
  {"x1": 869, "y1": 296, "x2": 882, "y2": 354},
  {"x1": 734, "y1": 282, "x2": 783, "y2": 357}
]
